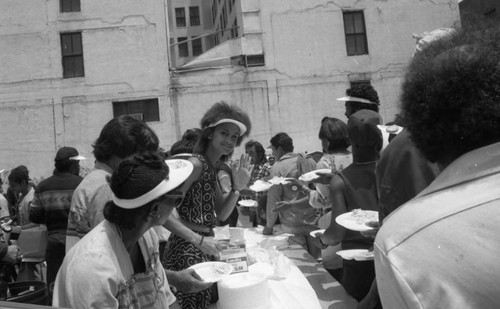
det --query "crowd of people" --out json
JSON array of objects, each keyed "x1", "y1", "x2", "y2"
[{"x1": 0, "y1": 21, "x2": 499, "y2": 309}]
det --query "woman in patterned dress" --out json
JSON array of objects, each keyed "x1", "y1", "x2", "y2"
[{"x1": 163, "y1": 102, "x2": 252, "y2": 309}]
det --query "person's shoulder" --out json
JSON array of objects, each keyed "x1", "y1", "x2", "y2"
[{"x1": 330, "y1": 173, "x2": 345, "y2": 190}]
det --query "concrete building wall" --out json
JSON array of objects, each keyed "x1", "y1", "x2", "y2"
[
  {"x1": 0, "y1": 0, "x2": 459, "y2": 181},
  {"x1": 168, "y1": 0, "x2": 215, "y2": 67},
  {"x1": 171, "y1": 0, "x2": 460, "y2": 156},
  {"x1": 0, "y1": 0, "x2": 172, "y2": 180}
]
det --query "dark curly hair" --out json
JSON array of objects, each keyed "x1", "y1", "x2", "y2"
[
  {"x1": 194, "y1": 101, "x2": 251, "y2": 154},
  {"x1": 93, "y1": 115, "x2": 160, "y2": 162},
  {"x1": 401, "y1": 22, "x2": 500, "y2": 164},
  {"x1": 270, "y1": 132, "x2": 294, "y2": 153},
  {"x1": 318, "y1": 117, "x2": 350, "y2": 153},
  {"x1": 170, "y1": 128, "x2": 202, "y2": 156},
  {"x1": 8, "y1": 166, "x2": 30, "y2": 185},
  {"x1": 345, "y1": 84, "x2": 380, "y2": 115},
  {"x1": 103, "y1": 152, "x2": 168, "y2": 229},
  {"x1": 245, "y1": 140, "x2": 267, "y2": 165}
]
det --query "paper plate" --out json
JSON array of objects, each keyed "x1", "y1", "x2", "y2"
[
  {"x1": 267, "y1": 177, "x2": 290, "y2": 185},
  {"x1": 238, "y1": 199, "x2": 258, "y2": 207},
  {"x1": 377, "y1": 124, "x2": 404, "y2": 135},
  {"x1": 335, "y1": 209, "x2": 379, "y2": 232},
  {"x1": 188, "y1": 262, "x2": 234, "y2": 283},
  {"x1": 336, "y1": 249, "x2": 374, "y2": 261},
  {"x1": 298, "y1": 169, "x2": 331, "y2": 182},
  {"x1": 309, "y1": 229, "x2": 325, "y2": 237},
  {"x1": 249, "y1": 180, "x2": 273, "y2": 192}
]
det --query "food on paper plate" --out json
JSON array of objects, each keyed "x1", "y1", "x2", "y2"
[
  {"x1": 249, "y1": 180, "x2": 273, "y2": 192},
  {"x1": 298, "y1": 169, "x2": 331, "y2": 182},
  {"x1": 335, "y1": 209, "x2": 379, "y2": 232},
  {"x1": 267, "y1": 176, "x2": 290, "y2": 185},
  {"x1": 352, "y1": 209, "x2": 379, "y2": 225},
  {"x1": 238, "y1": 199, "x2": 258, "y2": 207}
]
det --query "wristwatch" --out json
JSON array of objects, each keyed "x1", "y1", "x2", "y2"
[{"x1": 232, "y1": 189, "x2": 241, "y2": 195}]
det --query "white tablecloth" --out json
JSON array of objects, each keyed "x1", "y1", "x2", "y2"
[{"x1": 209, "y1": 227, "x2": 322, "y2": 309}]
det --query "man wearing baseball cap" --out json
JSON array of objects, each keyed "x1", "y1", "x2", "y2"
[
  {"x1": 29, "y1": 146, "x2": 85, "y2": 287},
  {"x1": 317, "y1": 109, "x2": 382, "y2": 303}
]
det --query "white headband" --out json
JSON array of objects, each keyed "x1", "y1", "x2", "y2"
[
  {"x1": 336, "y1": 96, "x2": 378, "y2": 105},
  {"x1": 207, "y1": 118, "x2": 247, "y2": 136}
]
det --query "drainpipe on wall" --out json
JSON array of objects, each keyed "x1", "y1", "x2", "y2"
[{"x1": 164, "y1": 0, "x2": 181, "y2": 140}]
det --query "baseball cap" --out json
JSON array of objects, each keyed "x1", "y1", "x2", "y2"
[
  {"x1": 112, "y1": 158, "x2": 194, "y2": 209},
  {"x1": 347, "y1": 110, "x2": 382, "y2": 147},
  {"x1": 55, "y1": 147, "x2": 86, "y2": 161}
]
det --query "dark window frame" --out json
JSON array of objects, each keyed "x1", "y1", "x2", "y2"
[
  {"x1": 343, "y1": 11, "x2": 369, "y2": 56},
  {"x1": 192, "y1": 37, "x2": 203, "y2": 56},
  {"x1": 60, "y1": 0, "x2": 80, "y2": 12},
  {"x1": 60, "y1": 32, "x2": 84, "y2": 78},
  {"x1": 231, "y1": 19, "x2": 238, "y2": 38},
  {"x1": 112, "y1": 98, "x2": 160, "y2": 122},
  {"x1": 175, "y1": 7, "x2": 186, "y2": 28},
  {"x1": 189, "y1": 6, "x2": 200, "y2": 26},
  {"x1": 178, "y1": 37, "x2": 189, "y2": 57}
]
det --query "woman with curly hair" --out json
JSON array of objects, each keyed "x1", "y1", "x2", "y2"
[
  {"x1": 53, "y1": 152, "x2": 195, "y2": 308},
  {"x1": 163, "y1": 102, "x2": 253, "y2": 309}
]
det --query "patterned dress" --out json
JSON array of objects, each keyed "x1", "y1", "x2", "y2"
[{"x1": 162, "y1": 154, "x2": 217, "y2": 309}]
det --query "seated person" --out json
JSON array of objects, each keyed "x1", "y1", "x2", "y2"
[{"x1": 53, "y1": 152, "x2": 210, "y2": 308}]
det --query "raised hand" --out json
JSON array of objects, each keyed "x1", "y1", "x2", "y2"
[{"x1": 231, "y1": 153, "x2": 254, "y2": 191}]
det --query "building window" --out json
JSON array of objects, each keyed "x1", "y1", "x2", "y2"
[
  {"x1": 231, "y1": 20, "x2": 238, "y2": 38},
  {"x1": 222, "y1": 5, "x2": 227, "y2": 30},
  {"x1": 60, "y1": 0, "x2": 80, "y2": 12},
  {"x1": 175, "y1": 8, "x2": 186, "y2": 27},
  {"x1": 178, "y1": 37, "x2": 188, "y2": 57},
  {"x1": 192, "y1": 37, "x2": 203, "y2": 56},
  {"x1": 61, "y1": 32, "x2": 84, "y2": 78},
  {"x1": 113, "y1": 99, "x2": 160, "y2": 122},
  {"x1": 343, "y1": 11, "x2": 368, "y2": 56},
  {"x1": 189, "y1": 7, "x2": 200, "y2": 26}
]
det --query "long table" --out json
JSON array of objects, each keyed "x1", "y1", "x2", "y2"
[
  {"x1": 0, "y1": 227, "x2": 358, "y2": 309},
  {"x1": 283, "y1": 237, "x2": 358, "y2": 309},
  {"x1": 212, "y1": 227, "x2": 358, "y2": 309}
]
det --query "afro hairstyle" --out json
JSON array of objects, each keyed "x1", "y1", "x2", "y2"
[
  {"x1": 401, "y1": 21, "x2": 500, "y2": 164},
  {"x1": 194, "y1": 101, "x2": 251, "y2": 154}
]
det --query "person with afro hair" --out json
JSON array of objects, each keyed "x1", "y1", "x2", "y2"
[
  {"x1": 163, "y1": 101, "x2": 253, "y2": 309},
  {"x1": 337, "y1": 83, "x2": 381, "y2": 119},
  {"x1": 375, "y1": 21, "x2": 500, "y2": 308}
]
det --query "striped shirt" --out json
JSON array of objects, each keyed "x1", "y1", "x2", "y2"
[{"x1": 30, "y1": 171, "x2": 83, "y2": 242}]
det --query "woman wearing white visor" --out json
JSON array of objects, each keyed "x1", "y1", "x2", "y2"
[{"x1": 53, "y1": 152, "x2": 195, "y2": 308}]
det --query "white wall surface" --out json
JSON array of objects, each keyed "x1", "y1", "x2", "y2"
[{"x1": 0, "y1": 0, "x2": 459, "y2": 181}]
